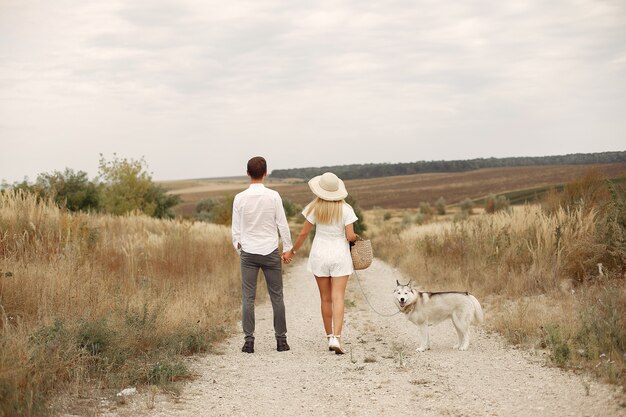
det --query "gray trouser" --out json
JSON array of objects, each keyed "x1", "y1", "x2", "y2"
[{"x1": 240, "y1": 249, "x2": 287, "y2": 342}]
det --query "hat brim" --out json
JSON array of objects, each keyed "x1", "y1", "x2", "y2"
[{"x1": 308, "y1": 175, "x2": 348, "y2": 201}]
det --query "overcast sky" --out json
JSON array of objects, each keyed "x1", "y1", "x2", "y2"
[{"x1": 1, "y1": 0, "x2": 625, "y2": 183}]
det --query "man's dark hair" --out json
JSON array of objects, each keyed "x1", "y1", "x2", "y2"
[{"x1": 247, "y1": 156, "x2": 267, "y2": 179}]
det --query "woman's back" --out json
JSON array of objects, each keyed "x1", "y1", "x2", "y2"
[{"x1": 304, "y1": 202, "x2": 357, "y2": 240}]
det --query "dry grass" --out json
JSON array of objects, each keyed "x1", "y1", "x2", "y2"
[
  {"x1": 373, "y1": 201, "x2": 625, "y2": 388},
  {"x1": 0, "y1": 190, "x2": 241, "y2": 416}
]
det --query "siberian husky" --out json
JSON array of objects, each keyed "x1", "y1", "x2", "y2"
[{"x1": 393, "y1": 280, "x2": 484, "y2": 351}]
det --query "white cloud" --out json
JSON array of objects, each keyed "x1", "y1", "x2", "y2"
[{"x1": 1, "y1": 0, "x2": 624, "y2": 182}]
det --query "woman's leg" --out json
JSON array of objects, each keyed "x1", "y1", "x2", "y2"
[
  {"x1": 330, "y1": 276, "x2": 349, "y2": 336},
  {"x1": 315, "y1": 276, "x2": 333, "y2": 335}
]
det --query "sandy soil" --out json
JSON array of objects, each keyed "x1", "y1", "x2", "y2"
[{"x1": 100, "y1": 259, "x2": 624, "y2": 417}]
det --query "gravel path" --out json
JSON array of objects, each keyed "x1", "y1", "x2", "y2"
[{"x1": 103, "y1": 259, "x2": 624, "y2": 417}]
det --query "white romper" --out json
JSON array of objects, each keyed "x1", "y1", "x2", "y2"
[{"x1": 303, "y1": 202, "x2": 358, "y2": 277}]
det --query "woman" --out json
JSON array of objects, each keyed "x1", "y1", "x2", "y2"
[{"x1": 285, "y1": 172, "x2": 358, "y2": 354}]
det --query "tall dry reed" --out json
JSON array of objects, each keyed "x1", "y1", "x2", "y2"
[{"x1": 0, "y1": 190, "x2": 241, "y2": 416}]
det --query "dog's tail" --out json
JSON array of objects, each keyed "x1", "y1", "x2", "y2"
[{"x1": 469, "y1": 294, "x2": 484, "y2": 324}]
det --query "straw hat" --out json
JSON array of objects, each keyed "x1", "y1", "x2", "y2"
[{"x1": 308, "y1": 172, "x2": 348, "y2": 201}]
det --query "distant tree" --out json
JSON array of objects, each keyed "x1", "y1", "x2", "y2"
[
  {"x1": 7, "y1": 178, "x2": 44, "y2": 199},
  {"x1": 98, "y1": 154, "x2": 179, "y2": 218},
  {"x1": 4, "y1": 170, "x2": 100, "y2": 212},
  {"x1": 269, "y1": 151, "x2": 626, "y2": 181},
  {"x1": 147, "y1": 185, "x2": 181, "y2": 219},
  {"x1": 35, "y1": 168, "x2": 100, "y2": 212}
]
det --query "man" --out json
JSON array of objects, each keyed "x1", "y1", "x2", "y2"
[{"x1": 232, "y1": 156, "x2": 293, "y2": 353}]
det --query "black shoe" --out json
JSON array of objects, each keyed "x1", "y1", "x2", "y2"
[
  {"x1": 242, "y1": 340, "x2": 254, "y2": 353},
  {"x1": 277, "y1": 339, "x2": 290, "y2": 352}
]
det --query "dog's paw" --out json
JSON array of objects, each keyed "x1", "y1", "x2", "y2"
[
  {"x1": 457, "y1": 345, "x2": 468, "y2": 351},
  {"x1": 416, "y1": 346, "x2": 429, "y2": 352}
]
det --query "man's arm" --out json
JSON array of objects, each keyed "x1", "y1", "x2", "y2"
[
  {"x1": 231, "y1": 195, "x2": 242, "y2": 253},
  {"x1": 275, "y1": 195, "x2": 293, "y2": 252}
]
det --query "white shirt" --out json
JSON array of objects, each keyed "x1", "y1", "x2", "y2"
[
  {"x1": 303, "y1": 202, "x2": 358, "y2": 240},
  {"x1": 231, "y1": 183, "x2": 293, "y2": 256}
]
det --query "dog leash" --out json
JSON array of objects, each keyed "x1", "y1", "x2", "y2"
[{"x1": 352, "y1": 269, "x2": 401, "y2": 317}]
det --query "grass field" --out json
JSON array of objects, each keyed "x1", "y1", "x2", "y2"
[
  {"x1": 0, "y1": 191, "x2": 241, "y2": 416},
  {"x1": 161, "y1": 163, "x2": 626, "y2": 216},
  {"x1": 3, "y1": 163, "x2": 624, "y2": 415},
  {"x1": 370, "y1": 171, "x2": 625, "y2": 388}
]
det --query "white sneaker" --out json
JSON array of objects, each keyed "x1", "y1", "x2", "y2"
[
  {"x1": 328, "y1": 335, "x2": 339, "y2": 351},
  {"x1": 329, "y1": 335, "x2": 346, "y2": 354}
]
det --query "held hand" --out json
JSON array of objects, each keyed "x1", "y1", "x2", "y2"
[
  {"x1": 281, "y1": 250, "x2": 295, "y2": 264},
  {"x1": 281, "y1": 252, "x2": 292, "y2": 264}
]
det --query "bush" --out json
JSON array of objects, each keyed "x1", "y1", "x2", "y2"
[
  {"x1": 459, "y1": 198, "x2": 475, "y2": 214},
  {"x1": 37, "y1": 169, "x2": 101, "y2": 212},
  {"x1": 345, "y1": 195, "x2": 367, "y2": 235},
  {"x1": 435, "y1": 197, "x2": 446, "y2": 215},
  {"x1": 484, "y1": 194, "x2": 510, "y2": 214},
  {"x1": 542, "y1": 170, "x2": 625, "y2": 281},
  {"x1": 453, "y1": 210, "x2": 470, "y2": 222},
  {"x1": 78, "y1": 319, "x2": 114, "y2": 357},
  {"x1": 98, "y1": 154, "x2": 180, "y2": 218},
  {"x1": 195, "y1": 197, "x2": 220, "y2": 222},
  {"x1": 419, "y1": 202, "x2": 433, "y2": 215},
  {"x1": 401, "y1": 214, "x2": 413, "y2": 228},
  {"x1": 542, "y1": 169, "x2": 612, "y2": 214},
  {"x1": 543, "y1": 324, "x2": 571, "y2": 367},
  {"x1": 211, "y1": 194, "x2": 235, "y2": 225},
  {"x1": 5, "y1": 169, "x2": 101, "y2": 212},
  {"x1": 148, "y1": 186, "x2": 181, "y2": 219},
  {"x1": 148, "y1": 360, "x2": 187, "y2": 385},
  {"x1": 282, "y1": 198, "x2": 300, "y2": 218}
]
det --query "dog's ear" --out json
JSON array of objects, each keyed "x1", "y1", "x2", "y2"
[
  {"x1": 408, "y1": 279, "x2": 413, "y2": 288},
  {"x1": 396, "y1": 279, "x2": 400, "y2": 286}
]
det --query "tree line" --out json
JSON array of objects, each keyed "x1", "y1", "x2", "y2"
[{"x1": 269, "y1": 151, "x2": 626, "y2": 180}]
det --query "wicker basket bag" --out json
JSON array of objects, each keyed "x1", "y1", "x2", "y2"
[{"x1": 350, "y1": 236, "x2": 373, "y2": 270}]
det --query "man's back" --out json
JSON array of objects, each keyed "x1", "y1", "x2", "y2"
[{"x1": 232, "y1": 183, "x2": 292, "y2": 256}]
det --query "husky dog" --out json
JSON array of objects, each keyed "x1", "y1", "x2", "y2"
[{"x1": 393, "y1": 280, "x2": 484, "y2": 351}]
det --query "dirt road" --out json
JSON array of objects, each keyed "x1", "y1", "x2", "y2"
[{"x1": 103, "y1": 259, "x2": 624, "y2": 417}]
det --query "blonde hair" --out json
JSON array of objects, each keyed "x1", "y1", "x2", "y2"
[{"x1": 305, "y1": 197, "x2": 343, "y2": 224}]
